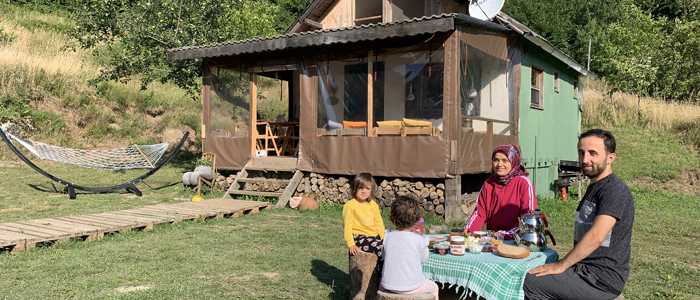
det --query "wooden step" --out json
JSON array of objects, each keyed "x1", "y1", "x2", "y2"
[
  {"x1": 227, "y1": 190, "x2": 283, "y2": 198},
  {"x1": 244, "y1": 166, "x2": 297, "y2": 172},
  {"x1": 251, "y1": 157, "x2": 297, "y2": 169},
  {"x1": 237, "y1": 178, "x2": 290, "y2": 184}
]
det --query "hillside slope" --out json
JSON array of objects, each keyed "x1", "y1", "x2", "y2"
[{"x1": 1, "y1": 4, "x2": 699, "y2": 198}]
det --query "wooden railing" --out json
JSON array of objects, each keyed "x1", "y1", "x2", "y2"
[{"x1": 461, "y1": 116, "x2": 516, "y2": 135}]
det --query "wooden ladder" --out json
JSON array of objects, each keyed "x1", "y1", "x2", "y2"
[{"x1": 223, "y1": 159, "x2": 303, "y2": 209}]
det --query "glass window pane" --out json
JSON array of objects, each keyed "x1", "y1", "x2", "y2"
[
  {"x1": 210, "y1": 68, "x2": 249, "y2": 138},
  {"x1": 531, "y1": 88, "x2": 539, "y2": 106},
  {"x1": 460, "y1": 31, "x2": 511, "y2": 135}
]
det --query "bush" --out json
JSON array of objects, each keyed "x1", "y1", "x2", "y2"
[
  {"x1": 674, "y1": 117, "x2": 700, "y2": 148},
  {"x1": 0, "y1": 26, "x2": 17, "y2": 44}
]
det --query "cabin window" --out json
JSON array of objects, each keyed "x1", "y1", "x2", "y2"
[
  {"x1": 389, "y1": 0, "x2": 425, "y2": 21},
  {"x1": 573, "y1": 79, "x2": 579, "y2": 99},
  {"x1": 530, "y1": 65, "x2": 544, "y2": 109},
  {"x1": 460, "y1": 32, "x2": 514, "y2": 135},
  {"x1": 316, "y1": 53, "x2": 378, "y2": 136},
  {"x1": 355, "y1": 0, "x2": 382, "y2": 26},
  {"x1": 315, "y1": 46, "x2": 445, "y2": 137},
  {"x1": 554, "y1": 70, "x2": 559, "y2": 93},
  {"x1": 209, "y1": 67, "x2": 250, "y2": 138}
]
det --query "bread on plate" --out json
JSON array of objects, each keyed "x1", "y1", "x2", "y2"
[{"x1": 496, "y1": 244, "x2": 531, "y2": 259}]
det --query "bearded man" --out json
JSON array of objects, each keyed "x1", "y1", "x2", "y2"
[{"x1": 523, "y1": 129, "x2": 635, "y2": 300}]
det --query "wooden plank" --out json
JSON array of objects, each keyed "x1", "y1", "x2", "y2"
[
  {"x1": 136, "y1": 205, "x2": 199, "y2": 216},
  {"x1": 93, "y1": 213, "x2": 155, "y2": 231},
  {"x1": 67, "y1": 215, "x2": 140, "y2": 229},
  {"x1": 108, "y1": 211, "x2": 171, "y2": 223},
  {"x1": 0, "y1": 229, "x2": 33, "y2": 243},
  {"x1": 95, "y1": 213, "x2": 155, "y2": 230},
  {"x1": 250, "y1": 73, "x2": 257, "y2": 158},
  {"x1": 126, "y1": 208, "x2": 191, "y2": 222},
  {"x1": 146, "y1": 205, "x2": 220, "y2": 217},
  {"x1": 0, "y1": 224, "x2": 73, "y2": 239},
  {"x1": 227, "y1": 190, "x2": 283, "y2": 197},
  {"x1": 224, "y1": 160, "x2": 251, "y2": 199},
  {"x1": 119, "y1": 209, "x2": 187, "y2": 221},
  {"x1": 55, "y1": 217, "x2": 123, "y2": 232},
  {"x1": 303, "y1": 18, "x2": 323, "y2": 29},
  {"x1": 367, "y1": 50, "x2": 374, "y2": 137},
  {"x1": 373, "y1": 127, "x2": 403, "y2": 135},
  {"x1": 23, "y1": 219, "x2": 103, "y2": 234},
  {"x1": 15, "y1": 221, "x2": 90, "y2": 236},
  {"x1": 237, "y1": 178, "x2": 290, "y2": 185},
  {"x1": 275, "y1": 170, "x2": 303, "y2": 209},
  {"x1": 444, "y1": 177, "x2": 462, "y2": 223},
  {"x1": 23, "y1": 219, "x2": 104, "y2": 241},
  {"x1": 243, "y1": 166, "x2": 297, "y2": 172},
  {"x1": 402, "y1": 127, "x2": 435, "y2": 135},
  {"x1": 0, "y1": 223, "x2": 75, "y2": 237},
  {"x1": 354, "y1": 15, "x2": 382, "y2": 22}
]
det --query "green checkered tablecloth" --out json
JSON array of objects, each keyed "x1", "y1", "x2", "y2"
[{"x1": 422, "y1": 239, "x2": 559, "y2": 300}]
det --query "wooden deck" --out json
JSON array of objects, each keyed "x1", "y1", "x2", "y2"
[{"x1": 0, "y1": 199, "x2": 271, "y2": 253}]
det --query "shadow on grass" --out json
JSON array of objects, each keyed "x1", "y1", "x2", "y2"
[{"x1": 311, "y1": 259, "x2": 349, "y2": 300}]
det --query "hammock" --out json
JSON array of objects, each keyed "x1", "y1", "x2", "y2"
[{"x1": 4, "y1": 131, "x2": 169, "y2": 170}]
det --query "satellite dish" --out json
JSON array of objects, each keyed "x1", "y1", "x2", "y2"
[{"x1": 468, "y1": 0, "x2": 505, "y2": 21}]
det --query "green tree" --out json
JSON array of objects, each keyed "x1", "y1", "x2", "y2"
[
  {"x1": 655, "y1": 20, "x2": 700, "y2": 103},
  {"x1": 71, "y1": 0, "x2": 284, "y2": 95},
  {"x1": 596, "y1": 1, "x2": 663, "y2": 96}
]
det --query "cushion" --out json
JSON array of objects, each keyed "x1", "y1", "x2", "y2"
[
  {"x1": 402, "y1": 118, "x2": 432, "y2": 127},
  {"x1": 343, "y1": 121, "x2": 367, "y2": 129},
  {"x1": 376, "y1": 120, "x2": 403, "y2": 127},
  {"x1": 327, "y1": 120, "x2": 344, "y2": 130}
]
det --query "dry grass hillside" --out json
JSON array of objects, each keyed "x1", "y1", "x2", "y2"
[{"x1": 0, "y1": 5, "x2": 287, "y2": 162}]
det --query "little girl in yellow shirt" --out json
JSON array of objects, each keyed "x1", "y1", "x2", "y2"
[{"x1": 342, "y1": 173, "x2": 386, "y2": 258}]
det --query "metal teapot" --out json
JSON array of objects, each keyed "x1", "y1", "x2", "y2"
[
  {"x1": 513, "y1": 230, "x2": 557, "y2": 251},
  {"x1": 518, "y1": 210, "x2": 549, "y2": 233}
]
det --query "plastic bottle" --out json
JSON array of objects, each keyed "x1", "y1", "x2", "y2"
[{"x1": 413, "y1": 218, "x2": 425, "y2": 236}]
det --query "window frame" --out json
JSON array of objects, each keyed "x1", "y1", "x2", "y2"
[
  {"x1": 530, "y1": 65, "x2": 544, "y2": 109},
  {"x1": 553, "y1": 70, "x2": 559, "y2": 93}
]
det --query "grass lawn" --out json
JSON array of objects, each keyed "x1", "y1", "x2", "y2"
[{"x1": 0, "y1": 125, "x2": 699, "y2": 299}]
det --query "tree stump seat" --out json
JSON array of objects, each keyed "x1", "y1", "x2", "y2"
[
  {"x1": 349, "y1": 251, "x2": 381, "y2": 300},
  {"x1": 377, "y1": 290, "x2": 436, "y2": 300}
]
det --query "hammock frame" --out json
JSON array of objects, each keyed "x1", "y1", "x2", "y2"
[{"x1": 0, "y1": 129, "x2": 189, "y2": 199}]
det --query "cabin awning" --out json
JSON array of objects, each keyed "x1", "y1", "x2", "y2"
[{"x1": 167, "y1": 13, "x2": 510, "y2": 61}]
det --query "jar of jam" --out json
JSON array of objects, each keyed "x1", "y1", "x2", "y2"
[
  {"x1": 481, "y1": 242, "x2": 494, "y2": 253},
  {"x1": 450, "y1": 236, "x2": 466, "y2": 256}
]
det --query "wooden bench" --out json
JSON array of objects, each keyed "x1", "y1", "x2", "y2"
[
  {"x1": 317, "y1": 128, "x2": 367, "y2": 136},
  {"x1": 372, "y1": 127, "x2": 439, "y2": 137}
]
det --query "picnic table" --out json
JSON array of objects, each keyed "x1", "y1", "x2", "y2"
[{"x1": 422, "y1": 237, "x2": 558, "y2": 300}]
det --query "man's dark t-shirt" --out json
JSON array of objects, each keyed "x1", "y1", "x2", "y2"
[{"x1": 574, "y1": 173, "x2": 635, "y2": 295}]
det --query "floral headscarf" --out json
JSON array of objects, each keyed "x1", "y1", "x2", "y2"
[{"x1": 490, "y1": 144, "x2": 529, "y2": 185}]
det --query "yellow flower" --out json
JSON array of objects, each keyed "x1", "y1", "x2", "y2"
[{"x1": 667, "y1": 276, "x2": 672, "y2": 280}]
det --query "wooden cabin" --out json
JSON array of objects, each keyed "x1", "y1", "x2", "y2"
[{"x1": 167, "y1": 0, "x2": 594, "y2": 221}]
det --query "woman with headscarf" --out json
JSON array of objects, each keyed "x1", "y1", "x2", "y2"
[{"x1": 463, "y1": 144, "x2": 536, "y2": 239}]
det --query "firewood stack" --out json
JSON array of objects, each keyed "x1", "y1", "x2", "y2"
[{"x1": 215, "y1": 171, "x2": 446, "y2": 216}]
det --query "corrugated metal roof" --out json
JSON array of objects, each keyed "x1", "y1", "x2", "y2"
[{"x1": 167, "y1": 13, "x2": 509, "y2": 61}]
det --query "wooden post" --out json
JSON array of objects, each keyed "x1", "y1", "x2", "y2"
[
  {"x1": 250, "y1": 72, "x2": 258, "y2": 158},
  {"x1": 444, "y1": 177, "x2": 462, "y2": 223},
  {"x1": 367, "y1": 50, "x2": 374, "y2": 137},
  {"x1": 202, "y1": 64, "x2": 211, "y2": 140},
  {"x1": 382, "y1": 0, "x2": 392, "y2": 23}
]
